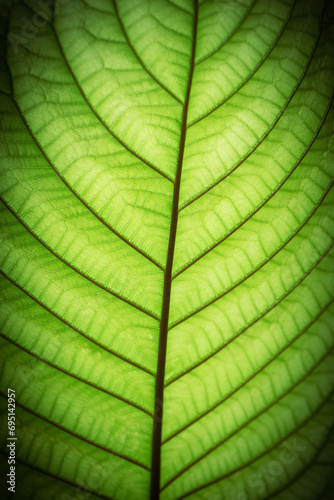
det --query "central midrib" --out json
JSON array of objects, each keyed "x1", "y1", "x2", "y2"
[{"x1": 149, "y1": 2, "x2": 198, "y2": 499}]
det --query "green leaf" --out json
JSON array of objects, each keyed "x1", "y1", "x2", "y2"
[{"x1": 0, "y1": 0, "x2": 333, "y2": 499}]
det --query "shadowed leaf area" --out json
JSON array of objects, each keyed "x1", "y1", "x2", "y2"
[{"x1": 0, "y1": 0, "x2": 334, "y2": 499}]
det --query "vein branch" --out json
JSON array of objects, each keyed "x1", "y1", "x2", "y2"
[
  {"x1": 170, "y1": 241, "x2": 333, "y2": 331},
  {"x1": 1, "y1": 196, "x2": 160, "y2": 321},
  {"x1": 265, "y1": 423, "x2": 334, "y2": 499},
  {"x1": 177, "y1": 387, "x2": 334, "y2": 499},
  {"x1": 166, "y1": 182, "x2": 333, "y2": 383},
  {"x1": 3, "y1": 84, "x2": 164, "y2": 273},
  {"x1": 0, "y1": 270, "x2": 155, "y2": 376},
  {"x1": 1, "y1": 334, "x2": 153, "y2": 417},
  {"x1": 17, "y1": 1, "x2": 171, "y2": 182},
  {"x1": 163, "y1": 300, "x2": 333, "y2": 443},
  {"x1": 161, "y1": 349, "x2": 334, "y2": 493},
  {"x1": 47, "y1": 2, "x2": 174, "y2": 183},
  {"x1": 0, "y1": 451, "x2": 114, "y2": 500},
  {"x1": 113, "y1": 0, "x2": 183, "y2": 104},
  {"x1": 188, "y1": 0, "x2": 296, "y2": 127},
  {"x1": 0, "y1": 392, "x2": 150, "y2": 470},
  {"x1": 180, "y1": 4, "x2": 326, "y2": 210},
  {"x1": 195, "y1": 0, "x2": 257, "y2": 65}
]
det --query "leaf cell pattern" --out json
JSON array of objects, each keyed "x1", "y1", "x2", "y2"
[{"x1": 0, "y1": 0, "x2": 333, "y2": 499}]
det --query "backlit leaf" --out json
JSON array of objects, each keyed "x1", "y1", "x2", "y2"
[{"x1": 0, "y1": 0, "x2": 333, "y2": 499}]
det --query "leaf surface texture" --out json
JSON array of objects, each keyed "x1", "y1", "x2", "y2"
[{"x1": 0, "y1": 0, "x2": 333, "y2": 499}]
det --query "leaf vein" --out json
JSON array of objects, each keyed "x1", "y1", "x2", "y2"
[
  {"x1": 0, "y1": 334, "x2": 153, "y2": 416},
  {"x1": 0, "y1": 271, "x2": 155, "y2": 377},
  {"x1": 161, "y1": 349, "x2": 334, "y2": 492},
  {"x1": 0, "y1": 393, "x2": 150, "y2": 470}
]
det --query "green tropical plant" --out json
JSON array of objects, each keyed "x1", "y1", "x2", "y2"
[{"x1": 0, "y1": 0, "x2": 333, "y2": 499}]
